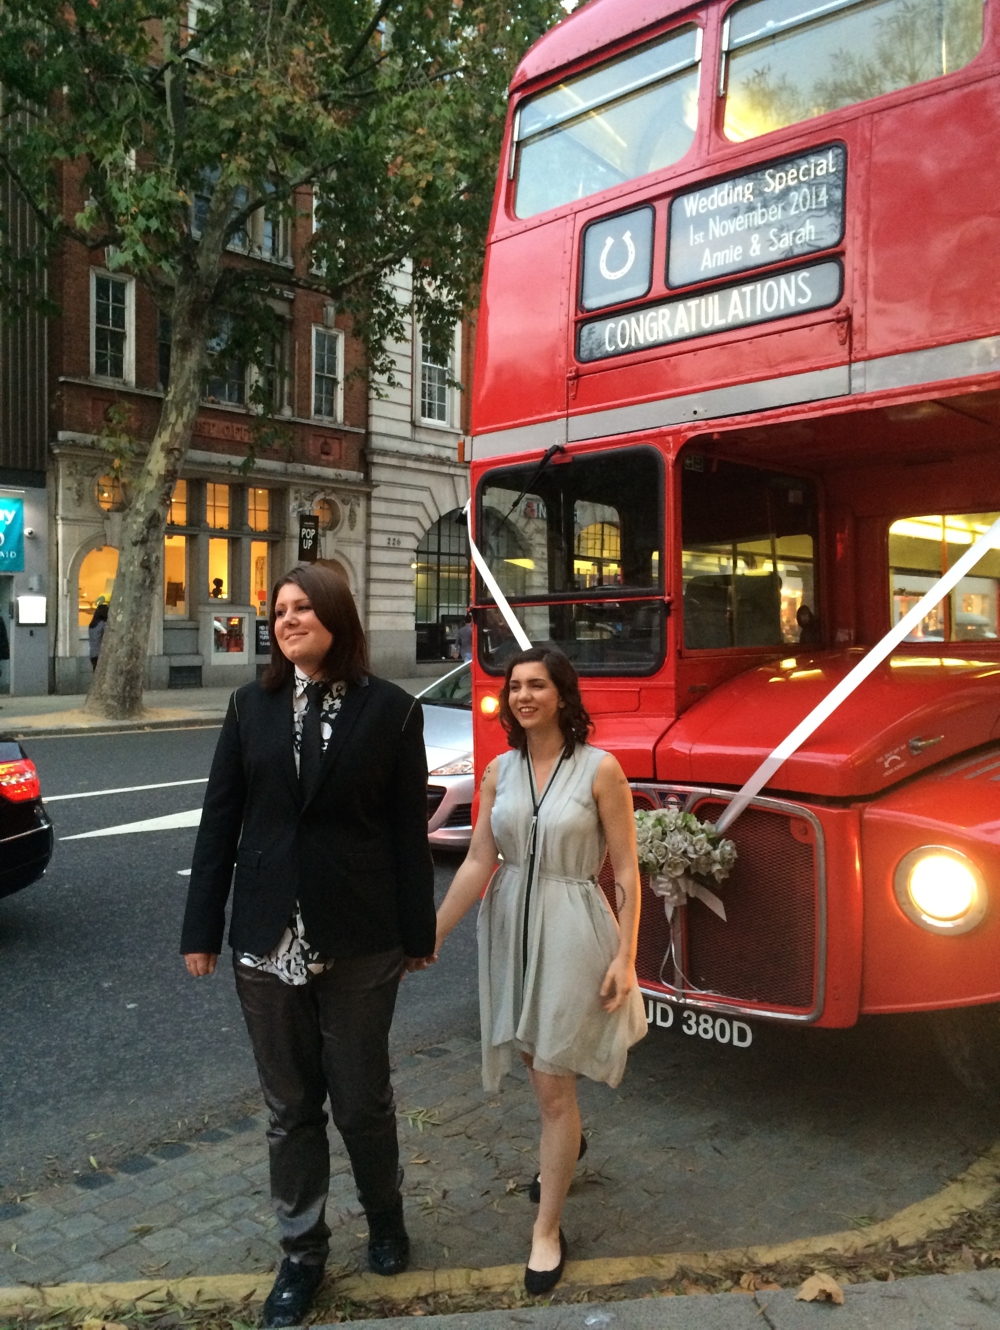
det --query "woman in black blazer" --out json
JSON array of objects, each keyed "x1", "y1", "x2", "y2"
[{"x1": 181, "y1": 563, "x2": 435, "y2": 1328}]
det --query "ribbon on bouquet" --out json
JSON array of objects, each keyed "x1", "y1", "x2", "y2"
[{"x1": 648, "y1": 873, "x2": 727, "y2": 924}]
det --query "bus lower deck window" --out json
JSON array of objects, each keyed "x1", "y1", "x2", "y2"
[
  {"x1": 890, "y1": 513, "x2": 1000, "y2": 642},
  {"x1": 723, "y1": 0, "x2": 984, "y2": 141},
  {"x1": 681, "y1": 458, "x2": 818, "y2": 649},
  {"x1": 476, "y1": 447, "x2": 664, "y2": 674}
]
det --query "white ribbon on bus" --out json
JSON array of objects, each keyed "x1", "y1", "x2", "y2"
[{"x1": 464, "y1": 497, "x2": 1000, "y2": 833}]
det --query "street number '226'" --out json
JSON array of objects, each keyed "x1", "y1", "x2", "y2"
[{"x1": 645, "y1": 999, "x2": 753, "y2": 1048}]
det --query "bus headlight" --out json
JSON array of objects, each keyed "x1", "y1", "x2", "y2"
[
  {"x1": 893, "y1": 847, "x2": 987, "y2": 934},
  {"x1": 480, "y1": 694, "x2": 500, "y2": 718}
]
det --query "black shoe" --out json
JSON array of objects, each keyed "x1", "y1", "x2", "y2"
[
  {"x1": 524, "y1": 1229, "x2": 567, "y2": 1296},
  {"x1": 366, "y1": 1196, "x2": 411, "y2": 1276},
  {"x1": 261, "y1": 1257, "x2": 324, "y2": 1328},
  {"x1": 528, "y1": 1134, "x2": 587, "y2": 1204}
]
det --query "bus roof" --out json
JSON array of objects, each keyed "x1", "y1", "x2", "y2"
[{"x1": 511, "y1": 0, "x2": 696, "y2": 92}]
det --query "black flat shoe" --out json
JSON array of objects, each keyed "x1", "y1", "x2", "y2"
[
  {"x1": 524, "y1": 1229, "x2": 567, "y2": 1296},
  {"x1": 528, "y1": 1134, "x2": 587, "y2": 1204},
  {"x1": 261, "y1": 1257, "x2": 324, "y2": 1327},
  {"x1": 366, "y1": 1195, "x2": 411, "y2": 1276},
  {"x1": 367, "y1": 1232, "x2": 410, "y2": 1276}
]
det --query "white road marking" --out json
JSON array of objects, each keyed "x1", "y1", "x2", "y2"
[
  {"x1": 45, "y1": 778, "x2": 208, "y2": 803},
  {"x1": 61, "y1": 808, "x2": 203, "y2": 840},
  {"x1": 177, "y1": 869, "x2": 191, "y2": 876}
]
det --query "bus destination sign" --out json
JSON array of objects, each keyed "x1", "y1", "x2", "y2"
[
  {"x1": 576, "y1": 260, "x2": 843, "y2": 363},
  {"x1": 667, "y1": 145, "x2": 846, "y2": 288}
]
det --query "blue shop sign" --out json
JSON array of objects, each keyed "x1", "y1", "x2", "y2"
[{"x1": 0, "y1": 497, "x2": 24, "y2": 572}]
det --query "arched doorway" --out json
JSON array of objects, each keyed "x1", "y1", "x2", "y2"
[
  {"x1": 414, "y1": 509, "x2": 470, "y2": 661},
  {"x1": 78, "y1": 545, "x2": 119, "y2": 626}
]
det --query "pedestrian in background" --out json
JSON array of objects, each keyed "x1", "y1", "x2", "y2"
[
  {"x1": 88, "y1": 602, "x2": 108, "y2": 671},
  {"x1": 180, "y1": 563, "x2": 436, "y2": 1327},
  {"x1": 457, "y1": 612, "x2": 474, "y2": 663},
  {"x1": 432, "y1": 646, "x2": 646, "y2": 1295}
]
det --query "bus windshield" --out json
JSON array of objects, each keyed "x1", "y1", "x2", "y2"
[
  {"x1": 514, "y1": 26, "x2": 701, "y2": 219},
  {"x1": 681, "y1": 457, "x2": 818, "y2": 649},
  {"x1": 477, "y1": 447, "x2": 665, "y2": 674}
]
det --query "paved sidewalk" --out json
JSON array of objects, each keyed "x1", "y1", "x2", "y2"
[
  {"x1": 332, "y1": 1271, "x2": 1000, "y2": 1328},
  {"x1": 1, "y1": 1030, "x2": 997, "y2": 1293}
]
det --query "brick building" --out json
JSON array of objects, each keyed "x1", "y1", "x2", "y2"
[{"x1": 0, "y1": 165, "x2": 471, "y2": 696}]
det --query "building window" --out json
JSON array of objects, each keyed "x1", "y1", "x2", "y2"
[
  {"x1": 414, "y1": 509, "x2": 470, "y2": 661},
  {"x1": 419, "y1": 329, "x2": 451, "y2": 425},
  {"x1": 312, "y1": 327, "x2": 343, "y2": 420},
  {"x1": 208, "y1": 537, "x2": 230, "y2": 599},
  {"x1": 260, "y1": 185, "x2": 290, "y2": 262},
  {"x1": 158, "y1": 311, "x2": 172, "y2": 390},
  {"x1": 78, "y1": 546, "x2": 119, "y2": 626},
  {"x1": 258, "y1": 331, "x2": 289, "y2": 413},
  {"x1": 251, "y1": 540, "x2": 270, "y2": 617},
  {"x1": 168, "y1": 479, "x2": 187, "y2": 525},
  {"x1": 206, "y1": 483, "x2": 229, "y2": 529},
  {"x1": 206, "y1": 317, "x2": 247, "y2": 405},
  {"x1": 164, "y1": 535, "x2": 188, "y2": 617},
  {"x1": 92, "y1": 273, "x2": 133, "y2": 383},
  {"x1": 248, "y1": 487, "x2": 269, "y2": 532},
  {"x1": 95, "y1": 474, "x2": 127, "y2": 513}
]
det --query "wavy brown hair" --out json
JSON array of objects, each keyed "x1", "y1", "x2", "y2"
[
  {"x1": 499, "y1": 646, "x2": 592, "y2": 757},
  {"x1": 262, "y1": 563, "x2": 369, "y2": 691}
]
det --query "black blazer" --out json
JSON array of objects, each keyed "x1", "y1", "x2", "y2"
[{"x1": 180, "y1": 674, "x2": 436, "y2": 960}]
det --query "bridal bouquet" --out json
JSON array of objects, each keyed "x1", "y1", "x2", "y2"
[{"x1": 634, "y1": 807, "x2": 737, "y2": 922}]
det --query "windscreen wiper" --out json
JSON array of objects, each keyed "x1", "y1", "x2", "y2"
[{"x1": 501, "y1": 443, "x2": 568, "y2": 524}]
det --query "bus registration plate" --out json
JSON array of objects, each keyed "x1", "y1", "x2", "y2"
[{"x1": 645, "y1": 997, "x2": 753, "y2": 1048}]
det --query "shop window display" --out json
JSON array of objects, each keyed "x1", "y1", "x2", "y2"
[{"x1": 78, "y1": 546, "x2": 119, "y2": 625}]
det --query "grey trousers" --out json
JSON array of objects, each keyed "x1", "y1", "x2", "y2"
[{"x1": 233, "y1": 948, "x2": 404, "y2": 1265}]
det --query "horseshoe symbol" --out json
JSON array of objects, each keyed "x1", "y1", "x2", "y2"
[{"x1": 599, "y1": 229, "x2": 636, "y2": 282}]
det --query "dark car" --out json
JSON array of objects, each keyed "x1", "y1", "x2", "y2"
[{"x1": 0, "y1": 738, "x2": 53, "y2": 898}]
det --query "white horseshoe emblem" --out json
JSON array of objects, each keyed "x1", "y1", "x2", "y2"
[{"x1": 599, "y1": 229, "x2": 636, "y2": 282}]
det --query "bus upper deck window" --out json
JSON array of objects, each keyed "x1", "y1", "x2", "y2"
[
  {"x1": 723, "y1": 0, "x2": 984, "y2": 140},
  {"x1": 890, "y1": 513, "x2": 1000, "y2": 643},
  {"x1": 514, "y1": 26, "x2": 701, "y2": 220}
]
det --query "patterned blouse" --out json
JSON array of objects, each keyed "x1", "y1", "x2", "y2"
[{"x1": 237, "y1": 667, "x2": 347, "y2": 985}]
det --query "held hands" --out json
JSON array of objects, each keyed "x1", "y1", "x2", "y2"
[
  {"x1": 184, "y1": 953, "x2": 218, "y2": 977},
  {"x1": 401, "y1": 954, "x2": 438, "y2": 976},
  {"x1": 600, "y1": 953, "x2": 636, "y2": 1012}
]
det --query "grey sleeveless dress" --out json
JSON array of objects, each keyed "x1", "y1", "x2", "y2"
[{"x1": 477, "y1": 743, "x2": 647, "y2": 1093}]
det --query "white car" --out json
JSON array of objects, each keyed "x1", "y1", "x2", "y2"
[{"x1": 419, "y1": 662, "x2": 474, "y2": 849}]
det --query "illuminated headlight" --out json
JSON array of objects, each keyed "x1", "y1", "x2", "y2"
[
  {"x1": 893, "y1": 846, "x2": 987, "y2": 935},
  {"x1": 430, "y1": 753, "x2": 474, "y2": 777}
]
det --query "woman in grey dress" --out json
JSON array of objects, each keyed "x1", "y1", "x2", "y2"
[{"x1": 434, "y1": 646, "x2": 646, "y2": 1294}]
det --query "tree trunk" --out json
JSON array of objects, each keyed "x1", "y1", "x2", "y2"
[{"x1": 85, "y1": 291, "x2": 211, "y2": 720}]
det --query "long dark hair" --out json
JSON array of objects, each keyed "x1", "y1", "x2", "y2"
[
  {"x1": 262, "y1": 563, "x2": 369, "y2": 691},
  {"x1": 499, "y1": 646, "x2": 592, "y2": 757}
]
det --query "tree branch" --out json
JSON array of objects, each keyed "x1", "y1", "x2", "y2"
[{"x1": 343, "y1": 0, "x2": 396, "y2": 73}]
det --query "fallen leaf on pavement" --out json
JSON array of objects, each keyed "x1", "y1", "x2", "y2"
[
  {"x1": 409, "y1": 1155, "x2": 431, "y2": 1165},
  {"x1": 796, "y1": 1273, "x2": 845, "y2": 1304},
  {"x1": 681, "y1": 1280, "x2": 710, "y2": 1295},
  {"x1": 739, "y1": 1272, "x2": 781, "y2": 1292}
]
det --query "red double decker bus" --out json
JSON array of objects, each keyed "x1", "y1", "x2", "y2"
[{"x1": 467, "y1": 0, "x2": 1000, "y2": 1089}]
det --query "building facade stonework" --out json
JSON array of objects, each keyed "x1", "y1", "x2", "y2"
[{"x1": 0, "y1": 166, "x2": 470, "y2": 695}]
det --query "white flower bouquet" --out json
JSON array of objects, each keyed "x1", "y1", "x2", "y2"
[{"x1": 634, "y1": 807, "x2": 737, "y2": 922}]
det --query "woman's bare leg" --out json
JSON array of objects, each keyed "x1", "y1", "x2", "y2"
[{"x1": 522, "y1": 1056, "x2": 580, "y2": 1271}]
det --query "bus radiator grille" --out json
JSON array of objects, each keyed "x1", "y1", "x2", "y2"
[
  {"x1": 685, "y1": 799, "x2": 816, "y2": 1009},
  {"x1": 600, "y1": 795, "x2": 818, "y2": 1012}
]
